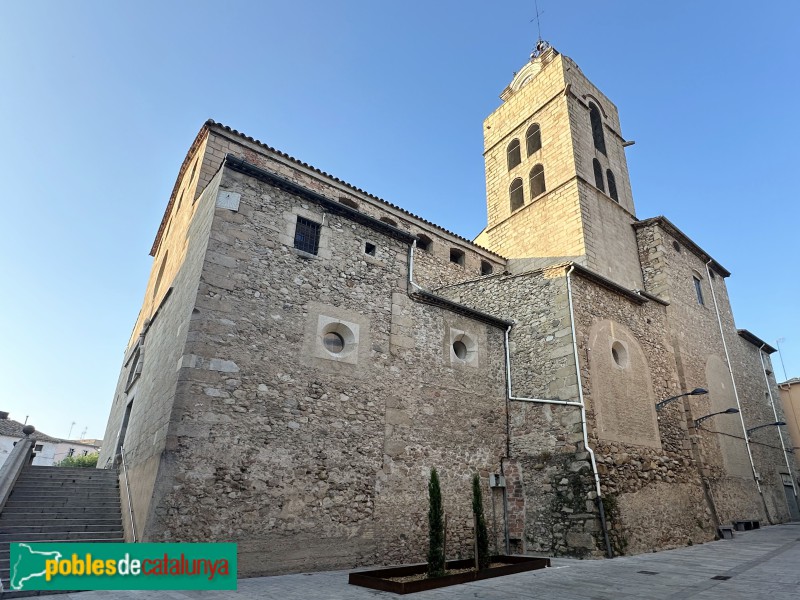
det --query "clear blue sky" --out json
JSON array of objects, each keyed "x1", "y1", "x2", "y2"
[{"x1": 1, "y1": 1, "x2": 798, "y2": 441}]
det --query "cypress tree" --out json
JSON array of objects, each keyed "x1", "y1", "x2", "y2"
[
  {"x1": 427, "y1": 467, "x2": 445, "y2": 577},
  {"x1": 472, "y1": 473, "x2": 490, "y2": 570}
]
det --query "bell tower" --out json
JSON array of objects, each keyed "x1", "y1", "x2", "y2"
[{"x1": 475, "y1": 44, "x2": 643, "y2": 290}]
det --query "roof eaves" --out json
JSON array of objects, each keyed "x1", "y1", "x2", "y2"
[
  {"x1": 207, "y1": 120, "x2": 507, "y2": 260},
  {"x1": 737, "y1": 329, "x2": 777, "y2": 354},
  {"x1": 569, "y1": 263, "x2": 648, "y2": 305},
  {"x1": 633, "y1": 216, "x2": 731, "y2": 277},
  {"x1": 410, "y1": 289, "x2": 513, "y2": 329},
  {"x1": 150, "y1": 121, "x2": 212, "y2": 256},
  {"x1": 223, "y1": 155, "x2": 417, "y2": 244}
]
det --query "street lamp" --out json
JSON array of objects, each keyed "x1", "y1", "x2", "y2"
[
  {"x1": 694, "y1": 407, "x2": 739, "y2": 429},
  {"x1": 746, "y1": 422, "x2": 786, "y2": 437},
  {"x1": 656, "y1": 387, "x2": 708, "y2": 411}
]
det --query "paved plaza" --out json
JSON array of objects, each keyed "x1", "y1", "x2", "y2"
[{"x1": 38, "y1": 522, "x2": 800, "y2": 599}]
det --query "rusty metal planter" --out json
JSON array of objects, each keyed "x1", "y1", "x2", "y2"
[{"x1": 348, "y1": 555, "x2": 550, "y2": 594}]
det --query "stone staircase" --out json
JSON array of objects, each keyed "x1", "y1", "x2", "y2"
[{"x1": 0, "y1": 466, "x2": 124, "y2": 596}]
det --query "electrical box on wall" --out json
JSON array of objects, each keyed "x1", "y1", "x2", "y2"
[{"x1": 489, "y1": 473, "x2": 505, "y2": 488}]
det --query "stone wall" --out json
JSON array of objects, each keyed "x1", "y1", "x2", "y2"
[
  {"x1": 99, "y1": 167, "x2": 221, "y2": 541},
  {"x1": 635, "y1": 219, "x2": 791, "y2": 525},
  {"x1": 139, "y1": 165, "x2": 508, "y2": 575},
  {"x1": 437, "y1": 266, "x2": 603, "y2": 557},
  {"x1": 189, "y1": 126, "x2": 506, "y2": 291},
  {"x1": 570, "y1": 273, "x2": 714, "y2": 555}
]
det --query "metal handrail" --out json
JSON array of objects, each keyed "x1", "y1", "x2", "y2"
[{"x1": 120, "y1": 446, "x2": 137, "y2": 542}]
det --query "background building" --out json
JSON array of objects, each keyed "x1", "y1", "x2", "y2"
[{"x1": 0, "y1": 412, "x2": 100, "y2": 467}]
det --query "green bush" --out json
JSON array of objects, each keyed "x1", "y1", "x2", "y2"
[
  {"x1": 57, "y1": 452, "x2": 99, "y2": 468},
  {"x1": 472, "y1": 474, "x2": 490, "y2": 570},
  {"x1": 427, "y1": 468, "x2": 445, "y2": 577}
]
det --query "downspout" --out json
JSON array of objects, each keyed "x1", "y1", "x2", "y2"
[
  {"x1": 705, "y1": 261, "x2": 771, "y2": 522},
  {"x1": 566, "y1": 265, "x2": 613, "y2": 558},
  {"x1": 407, "y1": 239, "x2": 423, "y2": 292},
  {"x1": 758, "y1": 344, "x2": 797, "y2": 499}
]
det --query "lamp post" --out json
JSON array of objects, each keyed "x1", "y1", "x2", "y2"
[
  {"x1": 656, "y1": 387, "x2": 708, "y2": 411},
  {"x1": 694, "y1": 408, "x2": 739, "y2": 429},
  {"x1": 745, "y1": 422, "x2": 786, "y2": 439}
]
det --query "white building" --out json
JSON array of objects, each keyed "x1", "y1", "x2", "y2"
[{"x1": 0, "y1": 413, "x2": 100, "y2": 467}]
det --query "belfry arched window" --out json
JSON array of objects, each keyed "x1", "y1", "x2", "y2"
[
  {"x1": 593, "y1": 159, "x2": 605, "y2": 192},
  {"x1": 529, "y1": 164, "x2": 546, "y2": 198},
  {"x1": 589, "y1": 102, "x2": 606, "y2": 155},
  {"x1": 507, "y1": 139, "x2": 521, "y2": 170},
  {"x1": 526, "y1": 123, "x2": 542, "y2": 155},
  {"x1": 606, "y1": 169, "x2": 619, "y2": 202},
  {"x1": 509, "y1": 178, "x2": 524, "y2": 211}
]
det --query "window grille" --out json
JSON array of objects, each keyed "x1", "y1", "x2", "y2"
[
  {"x1": 593, "y1": 159, "x2": 605, "y2": 191},
  {"x1": 589, "y1": 103, "x2": 607, "y2": 155},
  {"x1": 607, "y1": 169, "x2": 619, "y2": 201},
  {"x1": 294, "y1": 216, "x2": 321, "y2": 255},
  {"x1": 507, "y1": 139, "x2": 521, "y2": 170},
  {"x1": 526, "y1": 124, "x2": 542, "y2": 155},
  {"x1": 693, "y1": 276, "x2": 705, "y2": 305},
  {"x1": 529, "y1": 164, "x2": 546, "y2": 198},
  {"x1": 509, "y1": 178, "x2": 524, "y2": 211}
]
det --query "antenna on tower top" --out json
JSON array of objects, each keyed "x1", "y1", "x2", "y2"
[{"x1": 530, "y1": 1, "x2": 551, "y2": 59}]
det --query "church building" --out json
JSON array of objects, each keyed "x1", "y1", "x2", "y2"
[{"x1": 99, "y1": 43, "x2": 798, "y2": 575}]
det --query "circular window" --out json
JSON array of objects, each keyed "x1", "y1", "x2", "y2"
[
  {"x1": 611, "y1": 341, "x2": 628, "y2": 368},
  {"x1": 453, "y1": 340, "x2": 468, "y2": 359},
  {"x1": 451, "y1": 332, "x2": 477, "y2": 363},
  {"x1": 672, "y1": 241, "x2": 681, "y2": 253},
  {"x1": 320, "y1": 321, "x2": 357, "y2": 358},
  {"x1": 323, "y1": 332, "x2": 345, "y2": 354}
]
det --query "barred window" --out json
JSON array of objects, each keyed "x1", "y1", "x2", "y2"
[
  {"x1": 509, "y1": 178, "x2": 524, "y2": 212},
  {"x1": 606, "y1": 169, "x2": 619, "y2": 202},
  {"x1": 526, "y1": 123, "x2": 542, "y2": 155},
  {"x1": 529, "y1": 164, "x2": 546, "y2": 198},
  {"x1": 294, "y1": 216, "x2": 321, "y2": 255},
  {"x1": 507, "y1": 139, "x2": 521, "y2": 170},
  {"x1": 593, "y1": 158, "x2": 605, "y2": 192},
  {"x1": 589, "y1": 102, "x2": 606, "y2": 155}
]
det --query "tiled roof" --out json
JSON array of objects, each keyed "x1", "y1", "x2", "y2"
[
  {"x1": 0, "y1": 419, "x2": 61, "y2": 443},
  {"x1": 151, "y1": 119, "x2": 507, "y2": 260}
]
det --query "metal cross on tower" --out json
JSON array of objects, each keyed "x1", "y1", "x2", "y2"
[
  {"x1": 529, "y1": 1, "x2": 551, "y2": 59},
  {"x1": 531, "y1": 0, "x2": 544, "y2": 42}
]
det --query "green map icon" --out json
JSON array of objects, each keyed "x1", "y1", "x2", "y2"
[{"x1": 10, "y1": 543, "x2": 63, "y2": 591}]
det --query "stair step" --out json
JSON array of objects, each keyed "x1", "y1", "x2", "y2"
[
  {"x1": 8, "y1": 490, "x2": 119, "y2": 502},
  {"x1": 0, "y1": 523, "x2": 123, "y2": 534},
  {"x1": 2, "y1": 506, "x2": 122, "y2": 516},
  {"x1": 10, "y1": 488, "x2": 119, "y2": 494},
  {"x1": 24, "y1": 467, "x2": 110, "y2": 473},
  {"x1": 0, "y1": 515, "x2": 122, "y2": 526},
  {"x1": 0, "y1": 531, "x2": 124, "y2": 542}
]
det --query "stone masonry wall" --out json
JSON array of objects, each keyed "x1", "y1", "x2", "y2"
[
  {"x1": 636, "y1": 221, "x2": 771, "y2": 525},
  {"x1": 437, "y1": 266, "x2": 603, "y2": 558},
  {"x1": 99, "y1": 167, "x2": 221, "y2": 541},
  {"x1": 142, "y1": 165, "x2": 507, "y2": 575},
  {"x1": 731, "y1": 337, "x2": 795, "y2": 523},
  {"x1": 191, "y1": 127, "x2": 505, "y2": 291},
  {"x1": 570, "y1": 274, "x2": 714, "y2": 555}
]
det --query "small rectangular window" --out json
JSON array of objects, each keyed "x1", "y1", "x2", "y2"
[
  {"x1": 365, "y1": 242, "x2": 376, "y2": 256},
  {"x1": 34, "y1": 444, "x2": 43, "y2": 451},
  {"x1": 450, "y1": 248, "x2": 465, "y2": 266},
  {"x1": 693, "y1": 276, "x2": 704, "y2": 305},
  {"x1": 294, "y1": 216, "x2": 322, "y2": 255}
]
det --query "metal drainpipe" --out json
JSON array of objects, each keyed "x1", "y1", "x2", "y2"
[
  {"x1": 705, "y1": 261, "x2": 771, "y2": 522},
  {"x1": 758, "y1": 344, "x2": 798, "y2": 499},
  {"x1": 566, "y1": 265, "x2": 613, "y2": 558}
]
